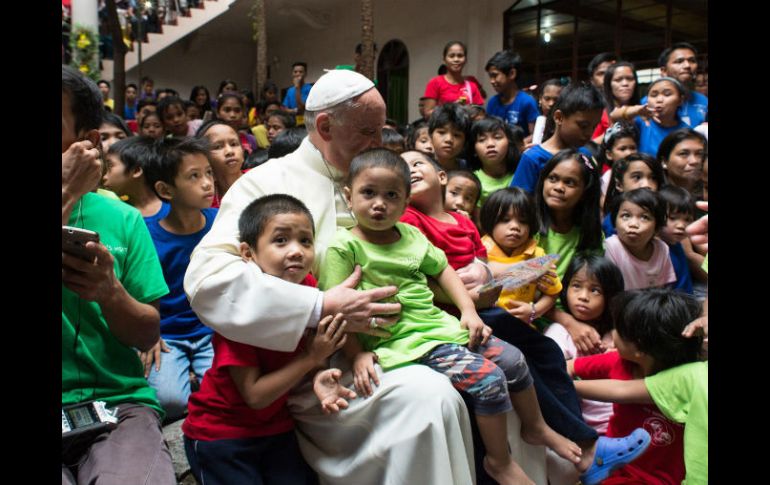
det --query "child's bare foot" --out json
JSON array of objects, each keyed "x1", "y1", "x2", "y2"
[
  {"x1": 483, "y1": 455, "x2": 535, "y2": 485},
  {"x1": 521, "y1": 423, "x2": 582, "y2": 464},
  {"x1": 577, "y1": 441, "x2": 597, "y2": 473}
]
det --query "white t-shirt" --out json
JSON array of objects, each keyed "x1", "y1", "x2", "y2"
[{"x1": 604, "y1": 235, "x2": 676, "y2": 290}]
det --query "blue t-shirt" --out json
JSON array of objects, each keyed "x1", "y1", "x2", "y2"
[
  {"x1": 124, "y1": 103, "x2": 137, "y2": 121},
  {"x1": 510, "y1": 145, "x2": 592, "y2": 194},
  {"x1": 633, "y1": 117, "x2": 689, "y2": 158},
  {"x1": 486, "y1": 91, "x2": 539, "y2": 136},
  {"x1": 642, "y1": 92, "x2": 708, "y2": 128},
  {"x1": 601, "y1": 212, "x2": 616, "y2": 238},
  {"x1": 143, "y1": 201, "x2": 171, "y2": 226},
  {"x1": 147, "y1": 208, "x2": 218, "y2": 339},
  {"x1": 283, "y1": 83, "x2": 313, "y2": 110},
  {"x1": 668, "y1": 241, "x2": 693, "y2": 294}
]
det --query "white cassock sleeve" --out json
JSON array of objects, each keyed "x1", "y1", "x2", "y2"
[{"x1": 183, "y1": 154, "x2": 321, "y2": 352}]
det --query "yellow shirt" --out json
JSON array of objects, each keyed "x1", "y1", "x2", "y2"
[
  {"x1": 482, "y1": 236, "x2": 562, "y2": 310},
  {"x1": 251, "y1": 124, "x2": 270, "y2": 149}
]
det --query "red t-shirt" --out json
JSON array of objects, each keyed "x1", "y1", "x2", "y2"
[
  {"x1": 574, "y1": 352, "x2": 685, "y2": 485},
  {"x1": 592, "y1": 109, "x2": 610, "y2": 140},
  {"x1": 400, "y1": 206, "x2": 486, "y2": 270},
  {"x1": 182, "y1": 274, "x2": 317, "y2": 441},
  {"x1": 424, "y1": 75, "x2": 485, "y2": 106}
]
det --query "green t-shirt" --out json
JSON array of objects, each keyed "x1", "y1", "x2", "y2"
[
  {"x1": 535, "y1": 226, "x2": 604, "y2": 313},
  {"x1": 318, "y1": 223, "x2": 469, "y2": 369},
  {"x1": 702, "y1": 253, "x2": 708, "y2": 274},
  {"x1": 645, "y1": 361, "x2": 708, "y2": 485},
  {"x1": 62, "y1": 193, "x2": 169, "y2": 414},
  {"x1": 474, "y1": 170, "x2": 514, "y2": 208}
]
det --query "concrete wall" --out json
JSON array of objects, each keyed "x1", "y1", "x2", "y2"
[
  {"x1": 123, "y1": 0, "x2": 513, "y2": 122},
  {"x1": 268, "y1": 0, "x2": 511, "y2": 122}
]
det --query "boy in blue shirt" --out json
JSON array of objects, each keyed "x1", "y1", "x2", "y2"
[
  {"x1": 485, "y1": 50, "x2": 539, "y2": 143},
  {"x1": 143, "y1": 137, "x2": 219, "y2": 421}
]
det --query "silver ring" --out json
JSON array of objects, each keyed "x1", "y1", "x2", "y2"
[{"x1": 369, "y1": 317, "x2": 378, "y2": 329}]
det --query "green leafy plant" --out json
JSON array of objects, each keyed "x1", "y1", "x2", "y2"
[{"x1": 69, "y1": 24, "x2": 100, "y2": 82}]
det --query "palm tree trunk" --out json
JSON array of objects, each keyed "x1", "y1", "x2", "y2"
[
  {"x1": 254, "y1": 0, "x2": 267, "y2": 100},
  {"x1": 359, "y1": 0, "x2": 375, "y2": 81},
  {"x1": 105, "y1": 0, "x2": 127, "y2": 117}
]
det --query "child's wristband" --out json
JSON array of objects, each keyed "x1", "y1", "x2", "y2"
[{"x1": 528, "y1": 302, "x2": 536, "y2": 324}]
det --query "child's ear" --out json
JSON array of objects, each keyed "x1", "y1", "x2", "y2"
[
  {"x1": 508, "y1": 68, "x2": 518, "y2": 81},
  {"x1": 553, "y1": 110, "x2": 564, "y2": 126},
  {"x1": 614, "y1": 179, "x2": 624, "y2": 192},
  {"x1": 154, "y1": 180, "x2": 174, "y2": 201},
  {"x1": 239, "y1": 242, "x2": 254, "y2": 262},
  {"x1": 437, "y1": 170, "x2": 448, "y2": 186},
  {"x1": 131, "y1": 166, "x2": 144, "y2": 180},
  {"x1": 343, "y1": 186, "x2": 352, "y2": 208}
]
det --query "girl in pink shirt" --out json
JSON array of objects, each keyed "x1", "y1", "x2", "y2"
[{"x1": 604, "y1": 188, "x2": 676, "y2": 290}]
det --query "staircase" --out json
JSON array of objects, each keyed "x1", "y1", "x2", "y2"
[{"x1": 100, "y1": 0, "x2": 237, "y2": 82}]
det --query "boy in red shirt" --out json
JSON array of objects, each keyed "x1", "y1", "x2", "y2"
[
  {"x1": 182, "y1": 194, "x2": 348, "y2": 485},
  {"x1": 569, "y1": 288, "x2": 703, "y2": 484}
]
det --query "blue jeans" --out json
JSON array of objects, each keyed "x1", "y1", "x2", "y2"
[
  {"x1": 479, "y1": 306, "x2": 598, "y2": 443},
  {"x1": 184, "y1": 431, "x2": 317, "y2": 485},
  {"x1": 147, "y1": 333, "x2": 214, "y2": 421}
]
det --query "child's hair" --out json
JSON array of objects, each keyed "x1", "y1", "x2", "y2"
[
  {"x1": 646, "y1": 76, "x2": 688, "y2": 101},
  {"x1": 603, "y1": 153, "x2": 665, "y2": 214},
  {"x1": 610, "y1": 188, "x2": 666, "y2": 230},
  {"x1": 656, "y1": 128, "x2": 707, "y2": 166},
  {"x1": 107, "y1": 136, "x2": 159, "y2": 174},
  {"x1": 539, "y1": 78, "x2": 563, "y2": 97},
  {"x1": 216, "y1": 93, "x2": 245, "y2": 112},
  {"x1": 238, "y1": 194, "x2": 315, "y2": 249},
  {"x1": 552, "y1": 81, "x2": 605, "y2": 117},
  {"x1": 157, "y1": 88, "x2": 179, "y2": 98},
  {"x1": 292, "y1": 61, "x2": 308, "y2": 70},
  {"x1": 560, "y1": 254, "x2": 625, "y2": 336},
  {"x1": 139, "y1": 111, "x2": 162, "y2": 129},
  {"x1": 62, "y1": 65, "x2": 104, "y2": 134},
  {"x1": 597, "y1": 121, "x2": 638, "y2": 170},
  {"x1": 261, "y1": 80, "x2": 279, "y2": 100},
  {"x1": 268, "y1": 126, "x2": 307, "y2": 159},
  {"x1": 217, "y1": 78, "x2": 238, "y2": 95},
  {"x1": 480, "y1": 187, "x2": 539, "y2": 236},
  {"x1": 144, "y1": 137, "x2": 212, "y2": 197},
  {"x1": 657, "y1": 42, "x2": 698, "y2": 68},
  {"x1": 405, "y1": 149, "x2": 444, "y2": 172},
  {"x1": 382, "y1": 128, "x2": 406, "y2": 152},
  {"x1": 189, "y1": 85, "x2": 212, "y2": 111},
  {"x1": 469, "y1": 116, "x2": 521, "y2": 173},
  {"x1": 535, "y1": 149, "x2": 603, "y2": 252},
  {"x1": 157, "y1": 95, "x2": 186, "y2": 120},
  {"x1": 101, "y1": 111, "x2": 133, "y2": 137},
  {"x1": 267, "y1": 110, "x2": 297, "y2": 129},
  {"x1": 602, "y1": 61, "x2": 640, "y2": 110},
  {"x1": 137, "y1": 98, "x2": 157, "y2": 112},
  {"x1": 406, "y1": 121, "x2": 429, "y2": 150},
  {"x1": 447, "y1": 170, "x2": 481, "y2": 202},
  {"x1": 468, "y1": 105, "x2": 486, "y2": 120},
  {"x1": 587, "y1": 52, "x2": 618, "y2": 77},
  {"x1": 484, "y1": 50, "x2": 522, "y2": 76},
  {"x1": 611, "y1": 288, "x2": 703, "y2": 372},
  {"x1": 543, "y1": 82, "x2": 605, "y2": 143},
  {"x1": 442, "y1": 40, "x2": 467, "y2": 57},
  {"x1": 194, "y1": 119, "x2": 234, "y2": 138},
  {"x1": 428, "y1": 102, "x2": 471, "y2": 136},
  {"x1": 126, "y1": 83, "x2": 138, "y2": 92},
  {"x1": 602, "y1": 121, "x2": 639, "y2": 152},
  {"x1": 657, "y1": 184, "x2": 696, "y2": 217},
  {"x1": 243, "y1": 149, "x2": 269, "y2": 170},
  {"x1": 348, "y1": 148, "x2": 412, "y2": 196}
]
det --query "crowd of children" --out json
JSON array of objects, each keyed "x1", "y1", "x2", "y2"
[{"x1": 65, "y1": 38, "x2": 708, "y2": 485}]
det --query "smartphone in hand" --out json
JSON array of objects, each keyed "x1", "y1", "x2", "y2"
[{"x1": 63, "y1": 226, "x2": 100, "y2": 262}]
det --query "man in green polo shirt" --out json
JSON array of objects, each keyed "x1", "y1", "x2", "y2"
[{"x1": 61, "y1": 65, "x2": 175, "y2": 484}]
